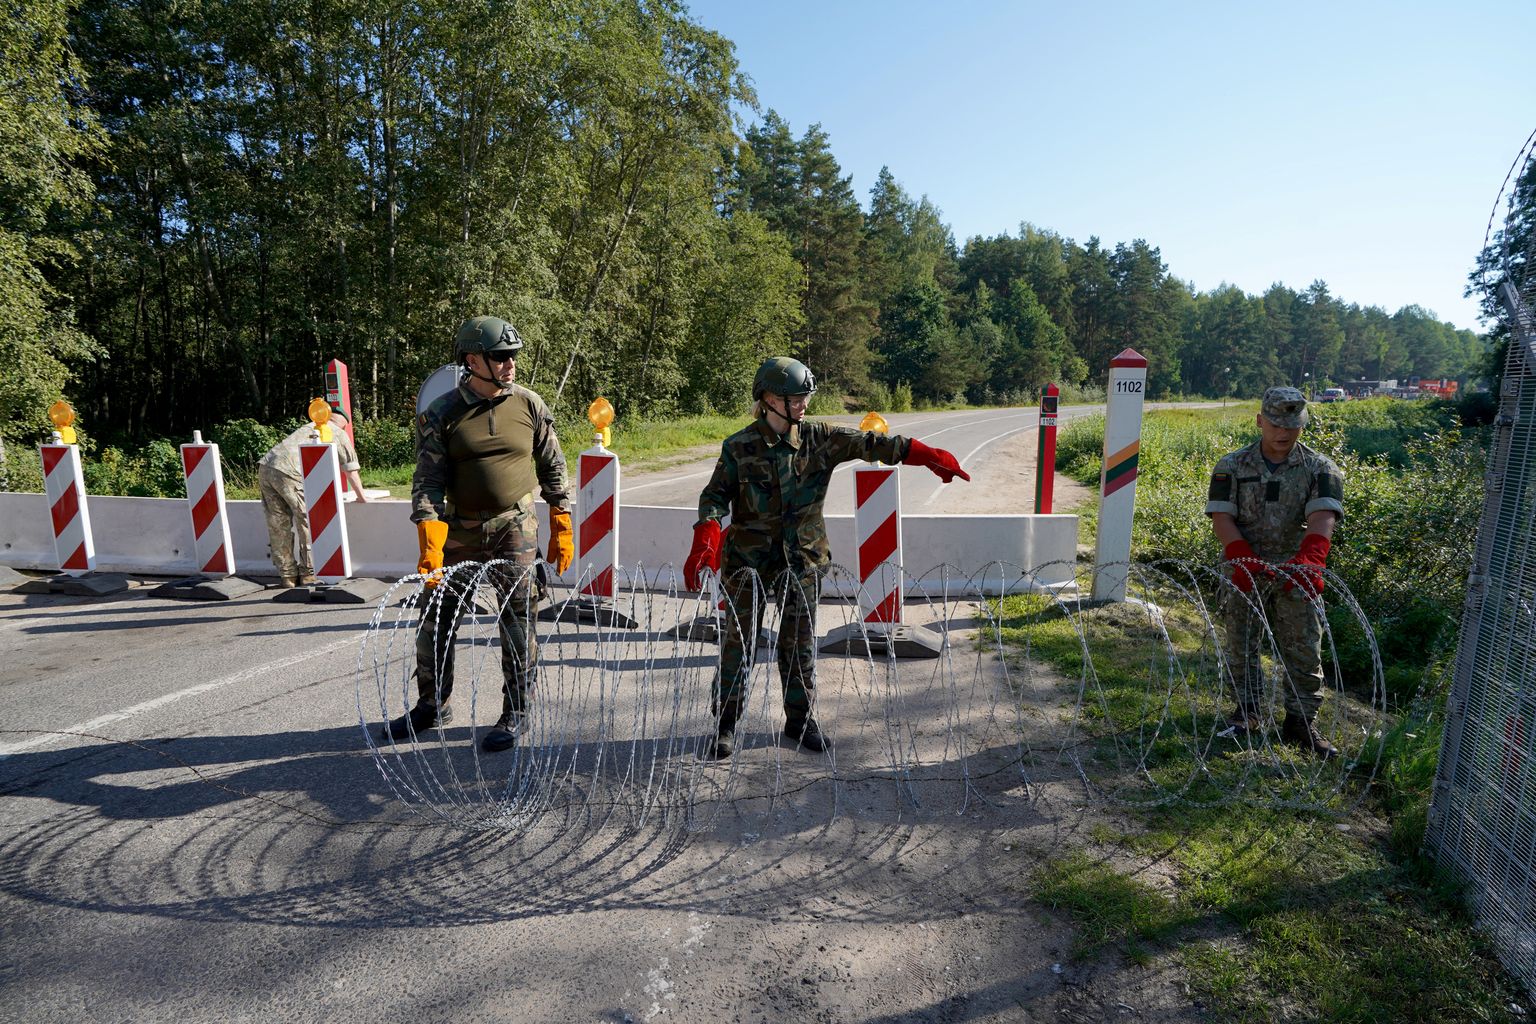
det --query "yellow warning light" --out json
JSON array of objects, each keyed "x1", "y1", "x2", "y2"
[
  {"x1": 48, "y1": 401, "x2": 78, "y2": 444},
  {"x1": 307, "y1": 397, "x2": 333, "y2": 425},
  {"x1": 587, "y1": 397, "x2": 615, "y2": 430},
  {"x1": 860, "y1": 411, "x2": 889, "y2": 435}
]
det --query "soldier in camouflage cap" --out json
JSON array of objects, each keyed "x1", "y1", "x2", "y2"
[
  {"x1": 380, "y1": 316, "x2": 573, "y2": 753},
  {"x1": 683, "y1": 356, "x2": 971, "y2": 759},
  {"x1": 1207, "y1": 384, "x2": 1344, "y2": 759}
]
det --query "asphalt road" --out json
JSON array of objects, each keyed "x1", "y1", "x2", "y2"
[{"x1": 0, "y1": 401, "x2": 1221, "y2": 1022}]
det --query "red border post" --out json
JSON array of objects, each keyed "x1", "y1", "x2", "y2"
[
  {"x1": 1035, "y1": 383, "x2": 1059, "y2": 514},
  {"x1": 325, "y1": 359, "x2": 354, "y2": 494}
]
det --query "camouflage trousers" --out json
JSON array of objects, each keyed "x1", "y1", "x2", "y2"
[
  {"x1": 715, "y1": 563, "x2": 820, "y2": 726},
  {"x1": 413, "y1": 503, "x2": 543, "y2": 714},
  {"x1": 1222, "y1": 579, "x2": 1325, "y2": 718},
  {"x1": 257, "y1": 466, "x2": 311, "y2": 579}
]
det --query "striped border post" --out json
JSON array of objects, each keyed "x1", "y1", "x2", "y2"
[
  {"x1": 180, "y1": 431, "x2": 234, "y2": 577},
  {"x1": 853, "y1": 464, "x2": 903, "y2": 624},
  {"x1": 1091, "y1": 348, "x2": 1148, "y2": 602},
  {"x1": 300, "y1": 440, "x2": 352, "y2": 583},
  {"x1": 40, "y1": 441, "x2": 95, "y2": 576},
  {"x1": 1035, "y1": 383, "x2": 1059, "y2": 514}
]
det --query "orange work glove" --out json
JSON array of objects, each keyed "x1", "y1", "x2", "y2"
[
  {"x1": 1282, "y1": 534, "x2": 1330, "y2": 598},
  {"x1": 904, "y1": 438, "x2": 971, "y2": 482},
  {"x1": 1222, "y1": 538, "x2": 1273, "y2": 594},
  {"x1": 417, "y1": 520, "x2": 449, "y2": 589},
  {"x1": 683, "y1": 520, "x2": 722, "y2": 591},
  {"x1": 547, "y1": 507, "x2": 574, "y2": 575}
]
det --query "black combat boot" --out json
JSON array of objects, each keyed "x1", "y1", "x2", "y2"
[
  {"x1": 481, "y1": 711, "x2": 526, "y2": 752},
  {"x1": 784, "y1": 716, "x2": 829, "y2": 754},
  {"x1": 710, "y1": 701, "x2": 741, "y2": 760},
  {"x1": 382, "y1": 702, "x2": 453, "y2": 741},
  {"x1": 1281, "y1": 712, "x2": 1339, "y2": 760}
]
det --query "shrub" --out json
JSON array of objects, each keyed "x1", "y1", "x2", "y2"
[
  {"x1": 807, "y1": 383, "x2": 844, "y2": 416},
  {"x1": 209, "y1": 418, "x2": 288, "y2": 486},
  {"x1": 891, "y1": 382, "x2": 914, "y2": 413},
  {"x1": 860, "y1": 383, "x2": 894, "y2": 415},
  {"x1": 354, "y1": 417, "x2": 415, "y2": 468}
]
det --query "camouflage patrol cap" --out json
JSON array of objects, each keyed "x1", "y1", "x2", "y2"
[{"x1": 1260, "y1": 386, "x2": 1309, "y2": 428}]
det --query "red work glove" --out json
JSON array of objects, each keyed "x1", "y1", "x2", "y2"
[
  {"x1": 1222, "y1": 538, "x2": 1270, "y2": 595},
  {"x1": 683, "y1": 520, "x2": 722, "y2": 590},
  {"x1": 904, "y1": 438, "x2": 971, "y2": 483},
  {"x1": 1282, "y1": 534, "x2": 1331, "y2": 598}
]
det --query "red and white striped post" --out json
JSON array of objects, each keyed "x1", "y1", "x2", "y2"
[
  {"x1": 40, "y1": 441, "x2": 95, "y2": 576},
  {"x1": 576, "y1": 444, "x2": 619, "y2": 601},
  {"x1": 853, "y1": 464, "x2": 903, "y2": 625},
  {"x1": 1035, "y1": 383, "x2": 1059, "y2": 514},
  {"x1": 820, "y1": 414, "x2": 942, "y2": 658},
  {"x1": 546, "y1": 397, "x2": 637, "y2": 627},
  {"x1": 180, "y1": 431, "x2": 234, "y2": 576},
  {"x1": 301, "y1": 437, "x2": 352, "y2": 583}
]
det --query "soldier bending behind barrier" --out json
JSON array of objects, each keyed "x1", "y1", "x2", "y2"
[
  {"x1": 382, "y1": 317, "x2": 573, "y2": 752},
  {"x1": 1208, "y1": 386, "x2": 1344, "y2": 760},
  {"x1": 258, "y1": 409, "x2": 367, "y2": 588},
  {"x1": 684, "y1": 356, "x2": 971, "y2": 759}
]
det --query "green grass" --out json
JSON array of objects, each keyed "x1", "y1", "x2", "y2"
[{"x1": 994, "y1": 590, "x2": 1530, "y2": 1023}]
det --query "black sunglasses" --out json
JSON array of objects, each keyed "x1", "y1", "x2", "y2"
[{"x1": 483, "y1": 350, "x2": 517, "y2": 364}]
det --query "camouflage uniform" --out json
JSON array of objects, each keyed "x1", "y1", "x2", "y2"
[
  {"x1": 411, "y1": 381, "x2": 569, "y2": 715},
  {"x1": 698, "y1": 417, "x2": 910, "y2": 725},
  {"x1": 1206, "y1": 440, "x2": 1345, "y2": 717},
  {"x1": 258, "y1": 422, "x2": 362, "y2": 580}
]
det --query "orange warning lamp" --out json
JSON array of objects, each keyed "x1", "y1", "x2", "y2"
[
  {"x1": 48, "y1": 400, "x2": 78, "y2": 445},
  {"x1": 307, "y1": 397, "x2": 335, "y2": 442},
  {"x1": 859, "y1": 411, "x2": 889, "y2": 435},
  {"x1": 588, "y1": 397, "x2": 614, "y2": 448}
]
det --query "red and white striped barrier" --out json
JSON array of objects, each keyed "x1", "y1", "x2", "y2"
[
  {"x1": 576, "y1": 443, "x2": 620, "y2": 597},
  {"x1": 300, "y1": 440, "x2": 351, "y2": 582},
  {"x1": 40, "y1": 442, "x2": 95, "y2": 576},
  {"x1": 853, "y1": 464, "x2": 903, "y2": 624},
  {"x1": 180, "y1": 431, "x2": 234, "y2": 577}
]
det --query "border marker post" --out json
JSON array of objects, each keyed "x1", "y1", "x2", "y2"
[
  {"x1": 1091, "y1": 349, "x2": 1148, "y2": 602},
  {"x1": 1035, "y1": 383, "x2": 1059, "y2": 514}
]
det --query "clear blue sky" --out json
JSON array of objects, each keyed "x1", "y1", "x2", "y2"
[{"x1": 683, "y1": 0, "x2": 1536, "y2": 332}]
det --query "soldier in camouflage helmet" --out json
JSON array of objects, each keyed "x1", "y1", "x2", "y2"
[
  {"x1": 381, "y1": 316, "x2": 573, "y2": 752},
  {"x1": 684, "y1": 356, "x2": 971, "y2": 759},
  {"x1": 1207, "y1": 385, "x2": 1344, "y2": 759}
]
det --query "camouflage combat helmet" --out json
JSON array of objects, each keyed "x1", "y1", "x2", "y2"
[
  {"x1": 753, "y1": 356, "x2": 817, "y2": 400},
  {"x1": 454, "y1": 316, "x2": 523, "y2": 359}
]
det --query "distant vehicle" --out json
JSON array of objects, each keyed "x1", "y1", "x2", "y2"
[{"x1": 1318, "y1": 388, "x2": 1347, "y2": 402}]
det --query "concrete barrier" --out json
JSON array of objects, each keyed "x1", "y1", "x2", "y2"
[{"x1": 0, "y1": 492, "x2": 1077, "y2": 595}]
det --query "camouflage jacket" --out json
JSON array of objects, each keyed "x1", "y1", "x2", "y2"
[
  {"x1": 698, "y1": 416, "x2": 910, "y2": 574},
  {"x1": 1206, "y1": 440, "x2": 1345, "y2": 561},
  {"x1": 412, "y1": 382, "x2": 569, "y2": 524}
]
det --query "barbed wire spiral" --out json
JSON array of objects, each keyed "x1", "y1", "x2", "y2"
[{"x1": 357, "y1": 557, "x2": 1387, "y2": 834}]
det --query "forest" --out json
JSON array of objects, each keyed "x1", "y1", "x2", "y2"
[{"x1": 1, "y1": 0, "x2": 1505, "y2": 457}]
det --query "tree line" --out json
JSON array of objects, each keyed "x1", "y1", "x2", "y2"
[{"x1": 2, "y1": 0, "x2": 1503, "y2": 457}]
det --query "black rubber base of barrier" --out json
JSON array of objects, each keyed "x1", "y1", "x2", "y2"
[
  {"x1": 538, "y1": 595, "x2": 640, "y2": 629},
  {"x1": 272, "y1": 577, "x2": 391, "y2": 605},
  {"x1": 662, "y1": 614, "x2": 777, "y2": 651},
  {"x1": 14, "y1": 572, "x2": 132, "y2": 597},
  {"x1": 819, "y1": 621, "x2": 945, "y2": 659},
  {"x1": 152, "y1": 575, "x2": 267, "y2": 601}
]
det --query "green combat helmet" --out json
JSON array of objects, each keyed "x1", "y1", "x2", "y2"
[
  {"x1": 753, "y1": 356, "x2": 817, "y2": 400},
  {"x1": 455, "y1": 316, "x2": 523, "y2": 359}
]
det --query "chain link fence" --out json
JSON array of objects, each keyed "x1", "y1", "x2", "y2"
[{"x1": 1427, "y1": 252, "x2": 1536, "y2": 996}]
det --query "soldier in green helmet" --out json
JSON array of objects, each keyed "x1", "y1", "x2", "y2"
[
  {"x1": 684, "y1": 356, "x2": 971, "y2": 758},
  {"x1": 381, "y1": 316, "x2": 573, "y2": 752}
]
